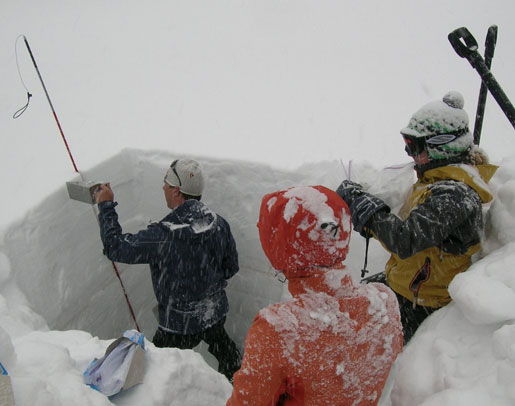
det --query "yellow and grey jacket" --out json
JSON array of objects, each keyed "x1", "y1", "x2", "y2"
[{"x1": 373, "y1": 164, "x2": 497, "y2": 308}]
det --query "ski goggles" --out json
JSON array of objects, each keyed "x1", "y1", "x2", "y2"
[
  {"x1": 402, "y1": 131, "x2": 463, "y2": 157},
  {"x1": 164, "y1": 160, "x2": 182, "y2": 186},
  {"x1": 401, "y1": 127, "x2": 469, "y2": 156},
  {"x1": 402, "y1": 135, "x2": 426, "y2": 157}
]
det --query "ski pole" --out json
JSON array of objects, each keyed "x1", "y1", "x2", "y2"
[
  {"x1": 448, "y1": 27, "x2": 515, "y2": 130},
  {"x1": 21, "y1": 35, "x2": 79, "y2": 173},
  {"x1": 473, "y1": 25, "x2": 498, "y2": 145},
  {"x1": 15, "y1": 35, "x2": 141, "y2": 332}
]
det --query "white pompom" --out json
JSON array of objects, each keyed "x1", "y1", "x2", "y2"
[{"x1": 443, "y1": 91, "x2": 465, "y2": 109}]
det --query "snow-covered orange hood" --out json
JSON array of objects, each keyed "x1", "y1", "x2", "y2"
[{"x1": 257, "y1": 185, "x2": 352, "y2": 278}]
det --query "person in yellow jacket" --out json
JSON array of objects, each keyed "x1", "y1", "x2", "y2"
[
  {"x1": 336, "y1": 91, "x2": 498, "y2": 343},
  {"x1": 227, "y1": 186, "x2": 402, "y2": 406}
]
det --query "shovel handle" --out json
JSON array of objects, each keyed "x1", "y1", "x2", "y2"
[
  {"x1": 449, "y1": 26, "x2": 515, "y2": 130},
  {"x1": 448, "y1": 27, "x2": 479, "y2": 58}
]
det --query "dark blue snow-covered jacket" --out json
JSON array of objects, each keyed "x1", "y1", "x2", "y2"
[{"x1": 98, "y1": 199, "x2": 239, "y2": 335}]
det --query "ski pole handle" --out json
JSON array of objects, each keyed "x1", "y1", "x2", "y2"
[{"x1": 449, "y1": 27, "x2": 515, "y2": 130}]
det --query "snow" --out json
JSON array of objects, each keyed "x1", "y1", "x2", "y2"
[
  {"x1": 283, "y1": 187, "x2": 331, "y2": 224},
  {"x1": 2, "y1": 150, "x2": 515, "y2": 406},
  {"x1": 1, "y1": 1, "x2": 515, "y2": 405}
]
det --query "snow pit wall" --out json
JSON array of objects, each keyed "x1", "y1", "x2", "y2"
[{"x1": 1, "y1": 149, "x2": 317, "y2": 348}]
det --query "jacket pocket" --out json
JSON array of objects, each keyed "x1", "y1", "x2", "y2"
[{"x1": 409, "y1": 257, "x2": 431, "y2": 308}]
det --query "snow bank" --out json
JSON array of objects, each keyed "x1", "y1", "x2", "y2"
[
  {"x1": 10, "y1": 329, "x2": 232, "y2": 406},
  {"x1": 2, "y1": 149, "x2": 515, "y2": 406}
]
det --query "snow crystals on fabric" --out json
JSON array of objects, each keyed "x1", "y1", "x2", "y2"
[
  {"x1": 267, "y1": 196, "x2": 277, "y2": 212},
  {"x1": 259, "y1": 271, "x2": 401, "y2": 396},
  {"x1": 162, "y1": 207, "x2": 217, "y2": 234},
  {"x1": 191, "y1": 215, "x2": 216, "y2": 234},
  {"x1": 283, "y1": 187, "x2": 336, "y2": 226},
  {"x1": 161, "y1": 222, "x2": 189, "y2": 231},
  {"x1": 257, "y1": 185, "x2": 352, "y2": 275},
  {"x1": 364, "y1": 286, "x2": 390, "y2": 326},
  {"x1": 284, "y1": 197, "x2": 300, "y2": 223},
  {"x1": 324, "y1": 269, "x2": 348, "y2": 291}
]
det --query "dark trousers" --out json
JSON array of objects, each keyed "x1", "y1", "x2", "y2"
[
  {"x1": 152, "y1": 317, "x2": 241, "y2": 381},
  {"x1": 363, "y1": 272, "x2": 436, "y2": 344}
]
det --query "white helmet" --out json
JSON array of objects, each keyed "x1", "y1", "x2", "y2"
[{"x1": 164, "y1": 159, "x2": 204, "y2": 196}]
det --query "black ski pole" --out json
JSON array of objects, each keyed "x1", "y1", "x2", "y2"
[
  {"x1": 473, "y1": 25, "x2": 498, "y2": 145},
  {"x1": 448, "y1": 27, "x2": 515, "y2": 130}
]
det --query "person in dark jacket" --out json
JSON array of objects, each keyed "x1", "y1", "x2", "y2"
[
  {"x1": 95, "y1": 158, "x2": 241, "y2": 380},
  {"x1": 336, "y1": 91, "x2": 498, "y2": 343}
]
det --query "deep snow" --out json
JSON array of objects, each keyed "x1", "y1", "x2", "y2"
[
  {"x1": 2, "y1": 150, "x2": 515, "y2": 405},
  {"x1": 1, "y1": 1, "x2": 515, "y2": 405}
]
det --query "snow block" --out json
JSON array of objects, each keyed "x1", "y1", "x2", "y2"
[{"x1": 0, "y1": 362, "x2": 15, "y2": 406}]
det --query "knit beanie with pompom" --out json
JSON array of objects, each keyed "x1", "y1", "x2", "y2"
[{"x1": 401, "y1": 91, "x2": 474, "y2": 162}]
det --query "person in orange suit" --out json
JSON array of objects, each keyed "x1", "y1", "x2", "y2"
[{"x1": 227, "y1": 185, "x2": 403, "y2": 406}]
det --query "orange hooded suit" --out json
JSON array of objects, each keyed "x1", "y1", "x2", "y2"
[{"x1": 227, "y1": 186, "x2": 402, "y2": 406}]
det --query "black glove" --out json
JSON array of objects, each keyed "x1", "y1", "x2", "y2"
[
  {"x1": 336, "y1": 180, "x2": 390, "y2": 236},
  {"x1": 336, "y1": 180, "x2": 365, "y2": 204}
]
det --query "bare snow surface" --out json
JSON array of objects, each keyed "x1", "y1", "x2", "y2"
[{"x1": 0, "y1": 150, "x2": 515, "y2": 405}]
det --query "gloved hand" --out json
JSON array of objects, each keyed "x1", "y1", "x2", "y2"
[
  {"x1": 336, "y1": 180, "x2": 390, "y2": 236},
  {"x1": 336, "y1": 180, "x2": 365, "y2": 205}
]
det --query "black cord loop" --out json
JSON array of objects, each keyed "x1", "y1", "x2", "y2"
[
  {"x1": 13, "y1": 35, "x2": 33, "y2": 119},
  {"x1": 13, "y1": 91, "x2": 32, "y2": 119}
]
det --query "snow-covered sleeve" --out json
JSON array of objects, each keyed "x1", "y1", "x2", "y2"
[
  {"x1": 227, "y1": 315, "x2": 285, "y2": 406},
  {"x1": 368, "y1": 181, "x2": 482, "y2": 259},
  {"x1": 98, "y1": 201, "x2": 161, "y2": 264}
]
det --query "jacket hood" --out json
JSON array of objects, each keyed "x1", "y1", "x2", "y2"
[
  {"x1": 257, "y1": 186, "x2": 352, "y2": 279},
  {"x1": 159, "y1": 200, "x2": 217, "y2": 239},
  {"x1": 421, "y1": 163, "x2": 498, "y2": 204}
]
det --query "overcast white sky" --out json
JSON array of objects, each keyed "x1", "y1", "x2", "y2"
[{"x1": 1, "y1": 0, "x2": 514, "y2": 225}]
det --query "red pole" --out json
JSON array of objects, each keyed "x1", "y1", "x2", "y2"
[{"x1": 21, "y1": 36, "x2": 141, "y2": 332}]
